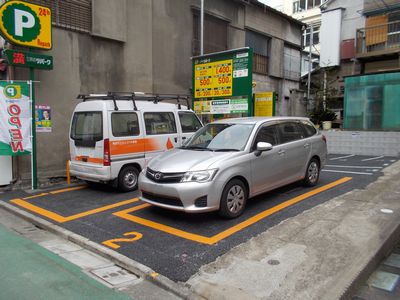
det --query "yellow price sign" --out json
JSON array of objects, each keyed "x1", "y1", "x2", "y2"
[{"x1": 194, "y1": 59, "x2": 233, "y2": 98}]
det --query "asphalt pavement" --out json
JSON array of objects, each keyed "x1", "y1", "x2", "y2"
[{"x1": 0, "y1": 155, "x2": 399, "y2": 299}]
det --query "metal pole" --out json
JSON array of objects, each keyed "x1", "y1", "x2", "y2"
[
  {"x1": 323, "y1": 68, "x2": 327, "y2": 110},
  {"x1": 200, "y1": 0, "x2": 204, "y2": 55},
  {"x1": 307, "y1": 24, "x2": 313, "y2": 107},
  {"x1": 30, "y1": 69, "x2": 37, "y2": 190}
]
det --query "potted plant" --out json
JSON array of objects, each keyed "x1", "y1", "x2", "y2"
[{"x1": 309, "y1": 108, "x2": 336, "y2": 129}]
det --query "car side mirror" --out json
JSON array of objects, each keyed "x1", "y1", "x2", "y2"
[{"x1": 255, "y1": 142, "x2": 272, "y2": 156}]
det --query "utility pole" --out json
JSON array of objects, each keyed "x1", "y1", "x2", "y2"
[
  {"x1": 307, "y1": 24, "x2": 313, "y2": 107},
  {"x1": 200, "y1": 0, "x2": 204, "y2": 55}
]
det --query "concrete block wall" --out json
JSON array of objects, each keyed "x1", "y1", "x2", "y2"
[{"x1": 323, "y1": 130, "x2": 400, "y2": 157}]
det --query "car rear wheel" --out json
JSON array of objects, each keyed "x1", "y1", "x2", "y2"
[
  {"x1": 118, "y1": 166, "x2": 139, "y2": 192},
  {"x1": 303, "y1": 158, "x2": 320, "y2": 187},
  {"x1": 219, "y1": 179, "x2": 247, "y2": 218}
]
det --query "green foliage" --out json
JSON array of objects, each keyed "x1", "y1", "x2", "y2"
[{"x1": 309, "y1": 108, "x2": 336, "y2": 125}]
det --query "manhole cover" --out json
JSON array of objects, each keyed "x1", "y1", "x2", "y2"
[
  {"x1": 91, "y1": 266, "x2": 140, "y2": 286},
  {"x1": 268, "y1": 259, "x2": 280, "y2": 265}
]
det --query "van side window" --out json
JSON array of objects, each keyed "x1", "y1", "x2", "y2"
[
  {"x1": 277, "y1": 122, "x2": 304, "y2": 143},
  {"x1": 254, "y1": 125, "x2": 279, "y2": 148},
  {"x1": 144, "y1": 112, "x2": 177, "y2": 135},
  {"x1": 178, "y1": 112, "x2": 202, "y2": 133},
  {"x1": 111, "y1": 112, "x2": 140, "y2": 137},
  {"x1": 299, "y1": 120, "x2": 317, "y2": 137}
]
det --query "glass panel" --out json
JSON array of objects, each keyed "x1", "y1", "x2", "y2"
[
  {"x1": 144, "y1": 112, "x2": 177, "y2": 135},
  {"x1": 111, "y1": 112, "x2": 139, "y2": 137},
  {"x1": 344, "y1": 73, "x2": 400, "y2": 130},
  {"x1": 70, "y1": 111, "x2": 102, "y2": 141},
  {"x1": 178, "y1": 112, "x2": 202, "y2": 133},
  {"x1": 277, "y1": 122, "x2": 304, "y2": 143},
  {"x1": 254, "y1": 125, "x2": 279, "y2": 146}
]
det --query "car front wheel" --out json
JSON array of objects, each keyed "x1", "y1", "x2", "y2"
[
  {"x1": 303, "y1": 158, "x2": 320, "y2": 187},
  {"x1": 219, "y1": 179, "x2": 247, "y2": 218}
]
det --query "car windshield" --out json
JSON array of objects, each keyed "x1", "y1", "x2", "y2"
[{"x1": 181, "y1": 123, "x2": 254, "y2": 151}]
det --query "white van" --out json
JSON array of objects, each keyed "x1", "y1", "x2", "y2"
[{"x1": 69, "y1": 93, "x2": 202, "y2": 191}]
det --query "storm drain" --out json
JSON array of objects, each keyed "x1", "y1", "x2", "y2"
[{"x1": 90, "y1": 265, "x2": 141, "y2": 287}]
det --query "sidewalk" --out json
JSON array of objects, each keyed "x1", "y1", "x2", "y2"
[
  {"x1": 187, "y1": 160, "x2": 400, "y2": 299},
  {"x1": 0, "y1": 222, "x2": 130, "y2": 300}
]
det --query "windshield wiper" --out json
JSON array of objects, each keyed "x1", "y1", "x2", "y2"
[
  {"x1": 213, "y1": 148, "x2": 240, "y2": 152},
  {"x1": 180, "y1": 146, "x2": 212, "y2": 151}
]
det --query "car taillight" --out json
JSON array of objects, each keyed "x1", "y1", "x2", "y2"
[
  {"x1": 322, "y1": 135, "x2": 327, "y2": 143},
  {"x1": 104, "y1": 138, "x2": 110, "y2": 166}
]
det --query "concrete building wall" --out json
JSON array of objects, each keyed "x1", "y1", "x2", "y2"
[{"x1": 9, "y1": 0, "x2": 302, "y2": 183}]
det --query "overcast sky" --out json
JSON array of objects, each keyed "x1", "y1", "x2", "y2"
[{"x1": 258, "y1": 0, "x2": 281, "y2": 8}]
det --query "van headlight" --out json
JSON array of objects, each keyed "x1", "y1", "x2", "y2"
[{"x1": 181, "y1": 169, "x2": 218, "y2": 183}]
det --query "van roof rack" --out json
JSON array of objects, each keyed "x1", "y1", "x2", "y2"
[{"x1": 76, "y1": 92, "x2": 191, "y2": 111}]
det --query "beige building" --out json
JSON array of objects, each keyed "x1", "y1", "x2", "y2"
[{"x1": 1, "y1": 0, "x2": 304, "y2": 186}]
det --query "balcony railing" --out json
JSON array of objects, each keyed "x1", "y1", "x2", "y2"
[{"x1": 356, "y1": 20, "x2": 400, "y2": 57}]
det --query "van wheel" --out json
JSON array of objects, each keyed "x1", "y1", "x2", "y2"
[
  {"x1": 118, "y1": 166, "x2": 139, "y2": 192},
  {"x1": 219, "y1": 179, "x2": 247, "y2": 219},
  {"x1": 303, "y1": 158, "x2": 320, "y2": 187}
]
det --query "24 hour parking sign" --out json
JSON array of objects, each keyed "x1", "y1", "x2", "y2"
[{"x1": 0, "y1": 0, "x2": 52, "y2": 49}]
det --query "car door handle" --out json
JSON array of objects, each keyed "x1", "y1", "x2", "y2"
[
  {"x1": 174, "y1": 137, "x2": 178, "y2": 143},
  {"x1": 278, "y1": 149, "x2": 286, "y2": 155},
  {"x1": 304, "y1": 143, "x2": 310, "y2": 148}
]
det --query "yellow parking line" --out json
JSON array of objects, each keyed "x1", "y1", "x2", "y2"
[
  {"x1": 10, "y1": 198, "x2": 139, "y2": 223},
  {"x1": 209, "y1": 177, "x2": 352, "y2": 243},
  {"x1": 49, "y1": 185, "x2": 87, "y2": 194},
  {"x1": 114, "y1": 177, "x2": 352, "y2": 245},
  {"x1": 23, "y1": 193, "x2": 49, "y2": 200}
]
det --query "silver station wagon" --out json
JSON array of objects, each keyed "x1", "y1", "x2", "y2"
[{"x1": 139, "y1": 117, "x2": 327, "y2": 218}]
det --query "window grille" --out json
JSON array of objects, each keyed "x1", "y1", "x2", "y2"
[
  {"x1": 245, "y1": 30, "x2": 269, "y2": 75},
  {"x1": 192, "y1": 12, "x2": 228, "y2": 56},
  {"x1": 25, "y1": 0, "x2": 92, "y2": 33}
]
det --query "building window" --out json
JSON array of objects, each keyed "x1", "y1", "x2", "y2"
[
  {"x1": 26, "y1": 0, "x2": 92, "y2": 33},
  {"x1": 192, "y1": 12, "x2": 228, "y2": 56},
  {"x1": 284, "y1": 46, "x2": 301, "y2": 80},
  {"x1": 293, "y1": 0, "x2": 325, "y2": 13},
  {"x1": 303, "y1": 24, "x2": 320, "y2": 47},
  {"x1": 245, "y1": 30, "x2": 269, "y2": 75}
]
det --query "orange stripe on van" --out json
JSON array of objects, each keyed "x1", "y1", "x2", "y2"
[
  {"x1": 110, "y1": 138, "x2": 161, "y2": 155},
  {"x1": 74, "y1": 156, "x2": 104, "y2": 164}
]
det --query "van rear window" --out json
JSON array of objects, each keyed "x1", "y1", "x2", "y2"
[{"x1": 71, "y1": 112, "x2": 103, "y2": 145}]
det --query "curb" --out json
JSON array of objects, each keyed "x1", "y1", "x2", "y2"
[
  {"x1": 340, "y1": 214, "x2": 400, "y2": 299},
  {"x1": 0, "y1": 201, "x2": 198, "y2": 300}
]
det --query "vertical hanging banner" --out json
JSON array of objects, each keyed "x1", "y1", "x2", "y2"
[{"x1": 0, "y1": 81, "x2": 31, "y2": 155}]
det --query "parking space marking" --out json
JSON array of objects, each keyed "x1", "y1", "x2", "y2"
[
  {"x1": 10, "y1": 198, "x2": 139, "y2": 223},
  {"x1": 49, "y1": 185, "x2": 87, "y2": 194},
  {"x1": 21, "y1": 185, "x2": 87, "y2": 200},
  {"x1": 322, "y1": 170, "x2": 373, "y2": 175},
  {"x1": 362, "y1": 156, "x2": 384, "y2": 162},
  {"x1": 329, "y1": 155, "x2": 355, "y2": 161},
  {"x1": 114, "y1": 177, "x2": 352, "y2": 245},
  {"x1": 325, "y1": 165, "x2": 383, "y2": 169}
]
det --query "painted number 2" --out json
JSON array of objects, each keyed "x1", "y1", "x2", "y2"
[{"x1": 102, "y1": 231, "x2": 142, "y2": 249}]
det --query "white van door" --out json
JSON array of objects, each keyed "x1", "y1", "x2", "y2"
[
  {"x1": 177, "y1": 111, "x2": 203, "y2": 145},
  {"x1": 108, "y1": 111, "x2": 144, "y2": 180},
  {"x1": 70, "y1": 111, "x2": 107, "y2": 174},
  {"x1": 142, "y1": 111, "x2": 180, "y2": 162}
]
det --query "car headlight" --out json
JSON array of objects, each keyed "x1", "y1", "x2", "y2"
[{"x1": 181, "y1": 169, "x2": 218, "y2": 183}]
